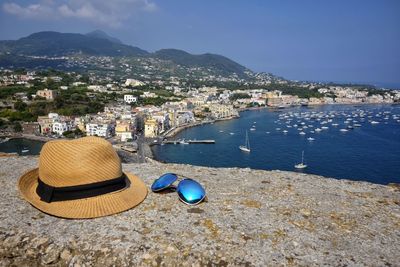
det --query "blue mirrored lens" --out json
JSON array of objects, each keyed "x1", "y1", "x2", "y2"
[
  {"x1": 151, "y1": 173, "x2": 178, "y2": 192},
  {"x1": 177, "y1": 179, "x2": 206, "y2": 205}
]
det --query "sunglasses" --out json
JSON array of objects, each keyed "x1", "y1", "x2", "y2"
[{"x1": 151, "y1": 173, "x2": 206, "y2": 205}]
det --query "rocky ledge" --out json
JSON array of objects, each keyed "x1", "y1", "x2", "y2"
[{"x1": 0, "y1": 157, "x2": 399, "y2": 266}]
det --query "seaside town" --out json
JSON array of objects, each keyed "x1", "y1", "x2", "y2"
[
  {"x1": 0, "y1": 68, "x2": 399, "y2": 157},
  {"x1": 1, "y1": 2, "x2": 400, "y2": 265}
]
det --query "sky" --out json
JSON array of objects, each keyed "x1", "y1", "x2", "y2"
[{"x1": 0, "y1": 0, "x2": 399, "y2": 86}]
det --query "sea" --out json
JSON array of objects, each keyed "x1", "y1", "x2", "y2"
[
  {"x1": 1, "y1": 104, "x2": 399, "y2": 185},
  {"x1": 0, "y1": 138, "x2": 44, "y2": 155},
  {"x1": 152, "y1": 104, "x2": 400, "y2": 185}
]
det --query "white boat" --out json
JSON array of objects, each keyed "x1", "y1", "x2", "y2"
[
  {"x1": 239, "y1": 131, "x2": 251, "y2": 153},
  {"x1": 295, "y1": 151, "x2": 307, "y2": 169},
  {"x1": 250, "y1": 127, "x2": 256, "y2": 131},
  {"x1": 299, "y1": 131, "x2": 306, "y2": 135},
  {"x1": 307, "y1": 137, "x2": 315, "y2": 141},
  {"x1": 21, "y1": 149, "x2": 29, "y2": 153},
  {"x1": 315, "y1": 128, "x2": 322, "y2": 132},
  {"x1": 371, "y1": 121, "x2": 380, "y2": 124},
  {"x1": 282, "y1": 130, "x2": 288, "y2": 134},
  {"x1": 179, "y1": 139, "x2": 189, "y2": 145},
  {"x1": 340, "y1": 129, "x2": 348, "y2": 132}
]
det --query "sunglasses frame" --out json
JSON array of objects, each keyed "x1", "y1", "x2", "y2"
[{"x1": 152, "y1": 173, "x2": 206, "y2": 205}]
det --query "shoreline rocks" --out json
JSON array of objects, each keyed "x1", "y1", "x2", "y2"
[{"x1": 0, "y1": 157, "x2": 399, "y2": 266}]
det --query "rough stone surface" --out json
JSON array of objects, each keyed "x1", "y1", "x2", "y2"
[{"x1": 0, "y1": 156, "x2": 399, "y2": 266}]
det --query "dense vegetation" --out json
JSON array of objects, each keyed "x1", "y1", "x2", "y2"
[
  {"x1": 0, "y1": 85, "x2": 105, "y2": 125},
  {"x1": 230, "y1": 93, "x2": 251, "y2": 100},
  {"x1": 154, "y1": 49, "x2": 247, "y2": 78},
  {"x1": 186, "y1": 80, "x2": 324, "y2": 99},
  {"x1": 0, "y1": 31, "x2": 148, "y2": 57},
  {"x1": 0, "y1": 31, "x2": 250, "y2": 78},
  {"x1": 266, "y1": 84, "x2": 323, "y2": 99}
]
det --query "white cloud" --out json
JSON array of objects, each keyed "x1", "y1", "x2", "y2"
[
  {"x1": 3, "y1": 2, "x2": 55, "y2": 18},
  {"x1": 2, "y1": 0, "x2": 157, "y2": 28}
]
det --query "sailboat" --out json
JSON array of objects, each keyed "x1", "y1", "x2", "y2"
[
  {"x1": 239, "y1": 131, "x2": 251, "y2": 153},
  {"x1": 294, "y1": 151, "x2": 307, "y2": 169}
]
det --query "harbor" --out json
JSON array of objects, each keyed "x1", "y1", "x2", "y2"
[{"x1": 152, "y1": 104, "x2": 400, "y2": 185}]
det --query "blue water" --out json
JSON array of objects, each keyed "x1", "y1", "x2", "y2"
[
  {"x1": 0, "y1": 138, "x2": 44, "y2": 155},
  {"x1": 153, "y1": 104, "x2": 400, "y2": 185}
]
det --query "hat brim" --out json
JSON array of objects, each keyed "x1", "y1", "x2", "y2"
[{"x1": 18, "y1": 168, "x2": 148, "y2": 219}]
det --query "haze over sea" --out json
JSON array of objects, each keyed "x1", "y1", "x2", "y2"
[{"x1": 153, "y1": 104, "x2": 400, "y2": 185}]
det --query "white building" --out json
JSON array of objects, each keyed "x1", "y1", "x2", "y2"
[
  {"x1": 124, "y1": 95, "x2": 137, "y2": 104},
  {"x1": 86, "y1": 123, "x2": 112, "y2": 138},
  {"x1": 125, "y1": 79, "x2": 144, "y2": 87},
  {"x1": 48, "y1": 113, "x2": 59, "y2": 121},
  {"x1": 142, "y1": 91, "x2": 157, "y2": 98},
  {"x1": 52, "y1": 122, "x2": 70, "y2": 136}
]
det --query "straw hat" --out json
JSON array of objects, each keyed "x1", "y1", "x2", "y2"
[{"x1": 18, "y1": 136, "x2": 147, "y2": 219}]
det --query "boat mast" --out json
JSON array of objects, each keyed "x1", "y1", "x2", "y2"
[{"x1": 246, "y1": 131, "x2": 250, "y2": 149}]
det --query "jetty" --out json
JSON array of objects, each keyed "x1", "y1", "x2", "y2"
[{"x1": 162, "y1": 139, "x2": 215, "y2": 144}]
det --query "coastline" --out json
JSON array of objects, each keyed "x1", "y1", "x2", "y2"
[
  {"x1": 1, "y1": 102, "x2": 397, "y2": 161},
  {"x1": 162, "y1": 115, "x2": 240, "y2": 139},
  {"x1": 9, "y1": 134, "x2": 54, "y2": 143},
  {"x1": 150, "y1": 102, "x2": 397, "y2": 162},
  {"x1": 148, "y1": 103, "x2": 400, "y2": 184}
]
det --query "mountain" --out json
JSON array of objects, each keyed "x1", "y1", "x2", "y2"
[
  {"x1": 0, "y1": 31, "x2": 249, "y2": 77},
  {"x1": 0, "y1": 31, "x2": 148, "y2": 57},
  {"x1": 154, "y1": 49, "x2": 247, "y2": 77},
  {"x1": 85, "y1": 30, "x2": 122, "y2": 44}
]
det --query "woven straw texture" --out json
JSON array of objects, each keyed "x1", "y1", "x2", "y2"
[{"x1": 18, "y1": 137, "x2": 148, "y2": 219}]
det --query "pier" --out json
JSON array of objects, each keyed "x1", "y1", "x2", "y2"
[{"x1": 162, "y1": 139, "x2": 215, "y2": 145}]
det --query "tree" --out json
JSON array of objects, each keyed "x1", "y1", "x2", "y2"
[
  {"x1": 14, "y1": 100, "x2": 27, "y2": 112},
  {"x1": 74, "y1": 128, "x2": 84, "y2": 136},
  {"x1": 63, "y1": 130, "x2": 80, "y2": 139},
  {"x1": 46, "y1": 77, "x2": 56, "y2": 89},
  {"x1": 54, "y1": 96, "x2": 64, "y2": 108},
  {"x1": 13, "y1": 122, "x2": 22, "y2": 132},
  {"x1": 79, "y1": 74, "x2": 90, "y2": 83},
  {"x1": 230, "y1": 93, "x2": 251, "y2": 101}
]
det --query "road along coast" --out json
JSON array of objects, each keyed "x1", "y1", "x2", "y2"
[
  {"x1": 1, "y1": 156, "x2": 399, "y2": 266},
  {"x1": 163, "y1": 115, "x2": 240, "y2": 139}
]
